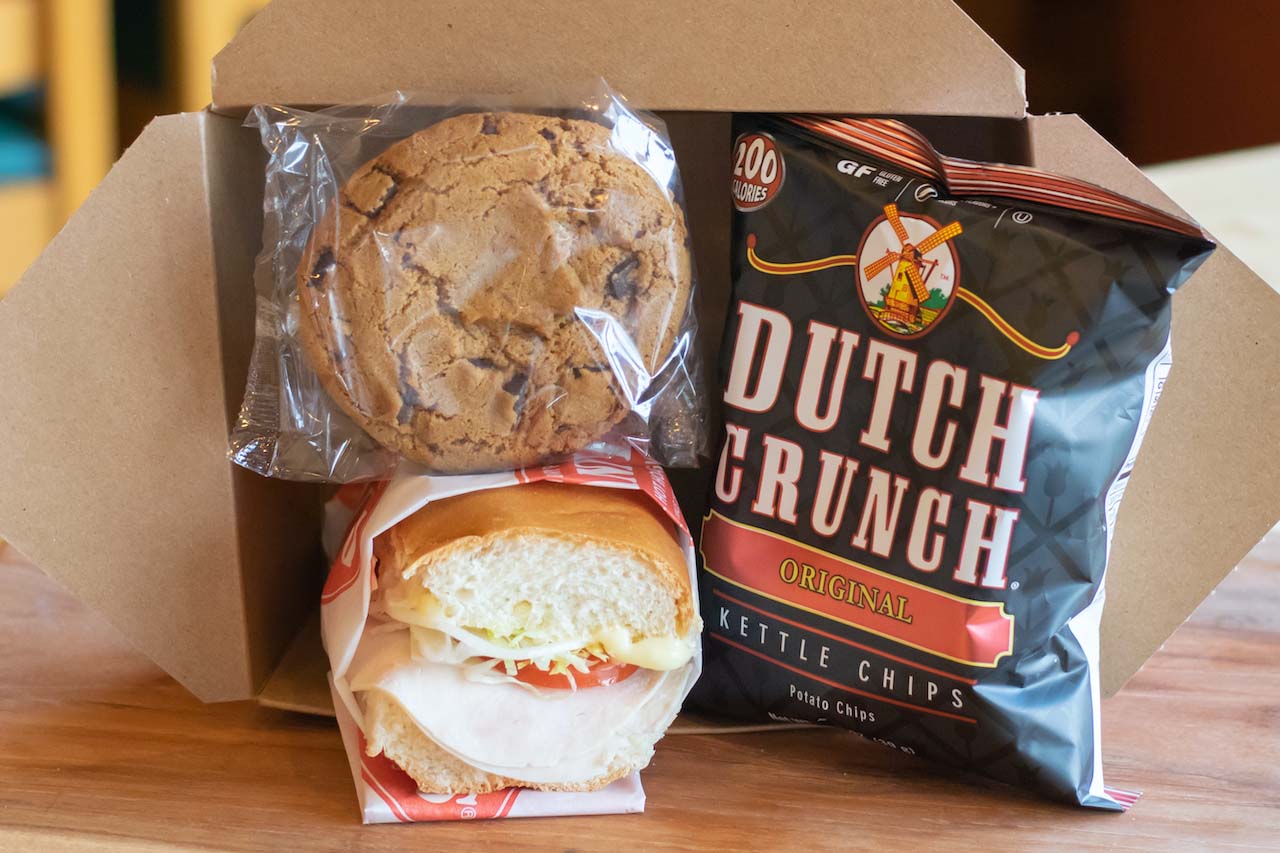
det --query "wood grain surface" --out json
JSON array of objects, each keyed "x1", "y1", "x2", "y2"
[{"x1": 0, "y1": 532, "x2": 1277, "y2": 852}]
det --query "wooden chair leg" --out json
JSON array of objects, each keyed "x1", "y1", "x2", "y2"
[
  {"x1": 173, "y1": 0, "x2": 268, "y2": 112},
  {"x1": 44, "y1": 0, "x2": 117, "y2": 224}
]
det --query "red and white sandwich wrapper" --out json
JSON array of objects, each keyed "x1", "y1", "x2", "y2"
[{"x1": 320, "y1": 450, "x2": 699, "y2": 824}]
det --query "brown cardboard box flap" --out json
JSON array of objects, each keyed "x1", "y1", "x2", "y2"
[
  {"x1": 210, "y1": 0, "x2": 1026, "y2": 118},
  {"x1": 1029, "y1": 115, "x2": 1280, "y2": 694},
  {"x1": 0, "y1": 113, "x2": 255, "y2": 701},
  {"x1": 0, "y1": 104, "x2": 327, "y2": 702},
  {"x1": 258, "y1": 610, "x2": 333, "y2": 716}
]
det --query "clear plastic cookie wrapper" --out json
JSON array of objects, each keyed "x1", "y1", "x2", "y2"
[{"x1": 230, "y1": 81, "x2": 705, "y2": 482}]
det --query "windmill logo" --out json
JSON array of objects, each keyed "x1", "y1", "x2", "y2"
[
  {"x1": 745, "y1": 202, "x2": 1080, "y2": 360},
  {"x1": 857, "y1": 205, "x2": 962, "y2": 337}
]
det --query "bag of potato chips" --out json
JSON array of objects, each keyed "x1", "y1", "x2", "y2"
[{"x1": 694, "y1": 115, "x2": 1214, "y2": 808}]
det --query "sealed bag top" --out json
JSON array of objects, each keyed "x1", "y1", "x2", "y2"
[{"x1": 696, "y1": 115, "x2": 1214, "y2": 809}]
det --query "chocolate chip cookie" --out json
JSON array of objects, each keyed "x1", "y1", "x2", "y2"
[{"x1": 295, "y1": 111, "x2": 692, "y2": 473}]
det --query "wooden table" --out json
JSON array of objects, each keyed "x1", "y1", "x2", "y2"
[{"x1": 1, "y1": 532, "x2": 1277, "y2": 851}]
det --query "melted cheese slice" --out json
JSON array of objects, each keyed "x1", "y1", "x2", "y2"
[
  {"x1": 382, "y1": 589, "x2": 695, "y2": 671},
  {"x1": 591, "y1": 627, "x2": 693, "y2": 671}
]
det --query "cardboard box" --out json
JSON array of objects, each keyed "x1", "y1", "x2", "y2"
[{"x1": 0, "y1": 0, "x2": 1276, "y2": 718}]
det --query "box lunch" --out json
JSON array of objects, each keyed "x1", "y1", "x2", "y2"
[{"x1": 1, "y1": 0, "x2": 1276, "y2": 823}]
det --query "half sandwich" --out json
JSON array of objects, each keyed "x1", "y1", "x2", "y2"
[{"x1": 345, "y1": 481, "x2": 699, "y2": 793}]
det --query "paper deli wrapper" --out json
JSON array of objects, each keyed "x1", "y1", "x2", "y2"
[{"x1": 320, "y1": 451, "x2": 699, "y2": 824}]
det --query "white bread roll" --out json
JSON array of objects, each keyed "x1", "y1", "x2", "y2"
[{"x1": 360, "y1": 482, "x2": 696, "y2": 794}]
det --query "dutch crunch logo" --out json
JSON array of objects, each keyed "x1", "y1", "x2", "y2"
[
  {"x1": 742, "y1": 201, "x2": 1080, "y2": 360},
  {"x1": 857, "y1": 206, "x2": 961, "y2": 338}
]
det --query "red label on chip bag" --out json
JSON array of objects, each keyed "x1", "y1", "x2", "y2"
[{"x1": 702, "y1": 511, "x2": 1013, "y2": 667}]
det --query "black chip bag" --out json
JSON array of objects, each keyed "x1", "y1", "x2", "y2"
[{"x1": 694, "y1": 115, "x2": 1214, "y2": 809}]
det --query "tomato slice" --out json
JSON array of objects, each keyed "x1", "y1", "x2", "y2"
[{"x1": 512, "y1": 659, "x2": 639, "y2": 690}]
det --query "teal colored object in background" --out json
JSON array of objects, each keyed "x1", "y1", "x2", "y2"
[{"x1": 0, "y1": 91, "x2": 50, "y2": 184}]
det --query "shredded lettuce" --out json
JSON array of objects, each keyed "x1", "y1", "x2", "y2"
[{"x1": 406, "y1": 625, "x2": 610, "y2": 693}]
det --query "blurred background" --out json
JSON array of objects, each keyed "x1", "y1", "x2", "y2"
[
  {"x1": 0, "y1": 0, "x2": 1277, "y2": 296},
  {"x1": 0, "y1": 0, "x2": 266, "y2": 295}
]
